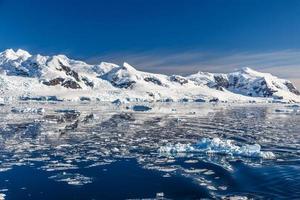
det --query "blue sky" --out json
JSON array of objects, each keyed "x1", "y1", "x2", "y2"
[{"x1": 1, "y1": 0, "x2": 300, "y2": 85}]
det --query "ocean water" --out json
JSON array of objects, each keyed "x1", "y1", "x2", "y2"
[{"x1": 0, "y1": 102, "x2": 299, "y2": 199}]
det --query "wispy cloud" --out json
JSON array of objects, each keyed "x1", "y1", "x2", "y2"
[{"x1": 86, "y1": 49, "x2": 300, "y2": 87}]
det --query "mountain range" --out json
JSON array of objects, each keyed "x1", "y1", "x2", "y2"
[{"x1": 0, "y1": 49, "x2": 299, "y2": 103}]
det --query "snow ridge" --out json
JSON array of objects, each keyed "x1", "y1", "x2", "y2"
[{"x1": 0, "y1": 49, "x2": 299, "y2": 103}]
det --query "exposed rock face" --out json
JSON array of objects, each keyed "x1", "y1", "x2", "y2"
[
  {"x1": 284, "y1": 82, "x2": 300, "y2": 95},
  {"x1": 14, "y1": 68, "x2": 30, "y2": 77},
  {"x1": 213, "y1": 75, "x2": 229, "y2": 88},
  {"x1": 170, "y1": 75, "x2": 188, "y2": 85},
  {"x1": 104, "y1": 69, "x2": 135, "y2": 88},
  {"x1": 256, "y1": 79, "x2": 277, "y2": 97},
  {"x1": 82, "y1": 77, "x2": 94, "y2": 88},
  {"x1": 144, "y1": 77, "x2": 163, "y2": 86},
  {"x1": 61, "y1": 80, "x2": 81, "y2": 89},
  {"x1": 58, "y1": 61, "x2": 80, "y2": 82},
  {"x1": 43, "y1": 78, "x2": 65, "y2": 86},
  {"x1": 43, "y1": 77, "x2": 81, "y2": 89},
  {"x1": 111, "y1": 79, "x2": 136, "y2": 89}
]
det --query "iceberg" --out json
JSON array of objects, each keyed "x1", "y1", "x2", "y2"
[{"x1": 159, "y1": 137, "x2": 275, "y2": 159}]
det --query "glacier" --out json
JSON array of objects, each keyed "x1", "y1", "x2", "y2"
[{"x1": 0, "y1": 49, "x2": 300, "y2": 103}]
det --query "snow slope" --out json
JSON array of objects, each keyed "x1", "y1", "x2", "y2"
[{"x1": 0, "y1": 49, "x2": 299, "y2": 103}]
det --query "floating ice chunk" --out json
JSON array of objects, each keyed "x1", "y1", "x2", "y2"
[
  {"x1": 156, "y1": 192, "x2": 164, "y2": 198},
  {"x1": 49, "y1": 172, "x2": 92, "y2": 186},
  {"x1": 41, "y1": 163, "x2": 78, "y2": 171},
  {"x1": 222, "y1": 195, "x2": 249, "y2": 200},
  {"x1": 207, "y1": 185, "x2": 218, "y2": 191},
  {"x1": 203, "y1": 170, "x2": 215, "y2": 175},
  {"x1": 159, "y1": 137, "x2": 275, "y2": 159},
  {"x1": 0, "y1": 168, "x2": 11, "y2": 172},
  {"x1": 218, "y1": 186, "x2": 227, "y2": 191},
  {"x1": 157, "y1": 167, "x2": 177, "y2": 172},
  {"x1": 0, "y1": 193, "x2": 5, "y2": 200},
  {"x1": 183, "y1": 168, "x2": 205, "y2": 173},
  {"x1": 159, "y1": 143, "x2": 195, "y2": 153},
  {"x1": 184, "y1": 159, "x2": 198, "y2": 163},
  {"x1": 162, "y1": 173, "x2": 171, "y2": 178}
]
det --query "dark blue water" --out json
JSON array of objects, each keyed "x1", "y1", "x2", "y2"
[{"x1": 0, "y1": 103, "x2": 300, "y2": 199}]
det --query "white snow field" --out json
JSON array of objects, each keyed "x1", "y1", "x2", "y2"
[{"x1": 0, "y1": 49, "x2": 299, "y2": 103}]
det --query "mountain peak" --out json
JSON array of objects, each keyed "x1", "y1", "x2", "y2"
[
  {"x1": 0, "y1": 49, "x2": 31, "y2": 60},
  {"x1": 240, "y1": 67, "x2": 260, "y2": 74},
  {"x1": 241, "y1": 67, "x2": 253, "y2": 72},
  {"x1": 123, "y1": 62, "x2": 137, "y2": 72},
  {"x1": 238, "y1": 67, "x2": 271, "y2": 77},
  {"x1": 16, "y1": 49, "x2": 31, "y2": 58}
]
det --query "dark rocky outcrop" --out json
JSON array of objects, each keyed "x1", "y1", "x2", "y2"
[
  {"x1": 43, "y1": 77, "x2": 81, "y2": 89},
  {"x1": 42, "y1": 77, "x2": 65, "y2": 86},
  {"x1": 14, "y1": 68, "x2": 29, "y2": 77},
  {"x1": 82, "y1": 77, "x2": 94, "y2": 88},
  {"x1": 256, "y1": 80, "x2": 277, "y2": 97},
  {"x1": 144, "y1": 77, "x2": 163, "y2": 86},
  {"x1": 61, "y1": 80, "x2": 82, "y2": 89},
  {"x1": 213, "y1": 75, "x2": 229, "y2": 88},
  {"x1": 284, "y1": 82, "x2": 300, "y2": 95},
  {"x1": 111, "y1": 76, "x2": 136, "y2": 89},
  {"x1": 170, "y1": 75, "x2": 188, "y2": 85},
  {"x1": 58, "y1": 61, "x2": 80, "y2": 82}
]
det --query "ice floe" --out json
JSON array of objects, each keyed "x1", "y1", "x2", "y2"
[
  {"x1": 49, "y1": 172, "x2": 92, "y2": 186},
  {"x1": 159, "y1": 137, "x2": 276, "y2": 159}
]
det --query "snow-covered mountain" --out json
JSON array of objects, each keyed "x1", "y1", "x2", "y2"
[{"x1": 0, "y1": 49, "x2": 299, "y2": 103}]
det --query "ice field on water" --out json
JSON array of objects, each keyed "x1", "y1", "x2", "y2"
[{"x1": 0, "y1": 102, "x2": 299, "y2": 199}]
